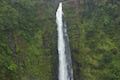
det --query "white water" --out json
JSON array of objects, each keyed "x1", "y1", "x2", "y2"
[{"x1": 56, "y1": 2, "x2": 73, "y2": 80}]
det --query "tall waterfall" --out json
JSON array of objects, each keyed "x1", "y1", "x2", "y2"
[{"x1": 56, "y1": 2, "x2": 73, "y2": 80}]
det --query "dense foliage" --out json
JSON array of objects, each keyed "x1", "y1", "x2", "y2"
[
  {"x1": 0, "y1": 0, "x2": 57, "y2": 80},
  {"x1": 64, "y1": 0, "x2": 120, "y2": 80},
  {"x1": 0, "y1": 0, "x2": 120, "y2": 80}
]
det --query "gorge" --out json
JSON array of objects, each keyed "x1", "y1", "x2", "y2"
[{"x1": 0, "y1": 0, "x2": 120, "y2": 80}]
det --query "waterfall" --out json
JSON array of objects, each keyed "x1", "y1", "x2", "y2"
[{"x1": 56, "y1": 2, "x2": 74, "y2": 80}]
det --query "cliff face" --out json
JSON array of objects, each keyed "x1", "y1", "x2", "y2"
[
  {"x1": 0, "y1": 0, "x2": 120, "y2": 80},
  {"x1": 64, "y1": 0, "x2": 120, "y2": 80},
  {"x1": 0, "y1": 0, "x2": 57, "y2": 80}
]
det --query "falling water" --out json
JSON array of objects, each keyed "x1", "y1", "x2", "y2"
[{"x1": 56, "y1": 2, "x2": 73, "y2": 80}]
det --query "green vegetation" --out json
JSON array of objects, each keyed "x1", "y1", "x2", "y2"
[
  {"x1": 64, "y1": 0, "x2": 120, "y2": 80},
  {"x1": 0, "y1": 0, "x2": 120, "y2": 80},
  {"x1": 0, "y1": 0, "x2": 57, "y2": 80}
]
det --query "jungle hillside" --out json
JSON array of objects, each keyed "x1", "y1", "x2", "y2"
[{"x1": 0, "y1": 0, "x2": 120, "y2": 80}]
